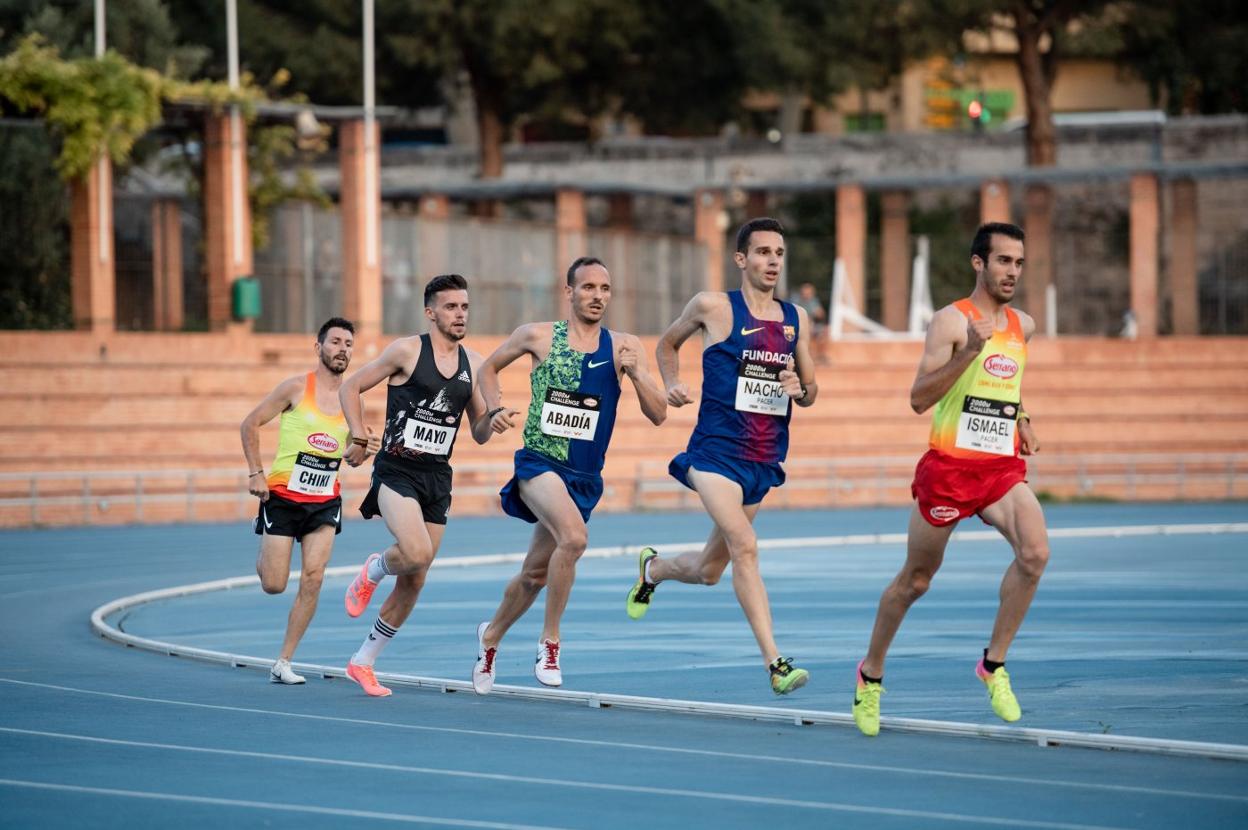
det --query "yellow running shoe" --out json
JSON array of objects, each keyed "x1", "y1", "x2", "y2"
[
  {"x1": 852, "y1": 660, "x2": 884, "y2": 736},
  {"x1": 976, "y1": 659, "x2": 1022, "y2": 722},
  {"x1": 625, "y1": 547, "x2": 659, "y2": 620},
  {"x1": 769, "y1": 656, "x2": 809, "y2": 695}
]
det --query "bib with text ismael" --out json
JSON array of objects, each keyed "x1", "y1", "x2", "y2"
[{"x1": 928, "y1": 299, "x2": 1027, "y2": 460}]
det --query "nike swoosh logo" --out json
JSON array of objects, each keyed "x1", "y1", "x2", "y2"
[
  {"x1": 740, "y1": 326, "x2": 765, "y2": 336},
  {"x1": 333, "y1": 510, "x2": 341, "y2": 523},
  {"x1": 854, "y1": 696, "x2": 862, "y2": 706},
  {"x1": 587, "y1": 359, "x2": 610, "y2": 368},
  {"x1": 263, "y1": 508, "x2": 272, "y2": 530}
]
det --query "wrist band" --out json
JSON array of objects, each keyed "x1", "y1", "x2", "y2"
[
  {"x1": 249, "y1": 470, "x2": 263, "y2": 477},
  {"x1": 350, "y1": 436, "x2": 368, "y2": 447},
  {"x1": 1018, "y1": 410, "x2": 1030, "y2": 421},
  {"x1": 487, "y1": 407, "x2": 506, "y2": 419}
]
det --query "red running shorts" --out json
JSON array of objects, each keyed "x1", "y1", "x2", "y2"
[{"x1": 911, "y1": 449, "x2": 1028, "y2": 527}]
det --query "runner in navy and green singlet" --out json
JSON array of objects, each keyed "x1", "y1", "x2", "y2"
[
  {"x1": 471, "y1": 257, "x2": 667, "y2": 693},
  {"x1": 626, "y1": 217, "x2": 820, "y2": 696}
]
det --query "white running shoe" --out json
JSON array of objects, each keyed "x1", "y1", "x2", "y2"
[
  {"x1": 534, "y1": 639, "x2": 562, "y2": 687},
  {"x1": 270, "y1": 658, "x2": 305, "y2": 685},
  {"x1": 472, "y1": 621, "x2": 497, "y2": 695}
]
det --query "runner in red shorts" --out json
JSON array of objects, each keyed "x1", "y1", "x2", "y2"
[{"x1": 852, "y1": 222, "x2": 1049, "y2": 736}]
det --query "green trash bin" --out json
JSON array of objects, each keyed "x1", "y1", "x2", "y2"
[{"x1": 232, "y1": 275, "x2": 261, "y2": 321}]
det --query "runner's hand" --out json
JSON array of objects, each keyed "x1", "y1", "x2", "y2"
[
  {"x1": 344, "y1": 442, "x2": 368, "y2": 468},
  {"x1": 618, "y1": 344, "x2": 638, "y2": 378},
  {"x1": 1019, "y1": 418, "x2": 1040, "y2": 455},
  {"x1": 364, "y1": 425, "x2": 381, "y2": 458},
  {"x1": 666, "y1": 381, "x2": 694, "y2": 407},
  {"x1": 491, "y1": 407, "x2": 520, "y2": 434},
  {"x1": 778, "y1": 356, "x2": 802, "y2": 398},
  {"x1": 248, "y1": 473, "x2": 270, "y2": 502},
  {"x1": 963, "y1": 316, "x2": 994, "y2": 354}
]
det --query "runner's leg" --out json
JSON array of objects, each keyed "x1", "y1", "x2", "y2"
[
  {"x1": 978, "y1": 483, "x2": 1050, "y2": 662},
  {"x1": 277, "y1": 523, "x2": 335, "y2": 661}
]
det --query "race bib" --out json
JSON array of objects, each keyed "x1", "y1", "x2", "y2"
[
  {"x1": 540, "y1": 388, "x2": 600, "y2": 440},
  {"x1": 289, "y1": 451, "x2": 340, "y2": 496},
  {"x1": 955, "y1": 396, "x2": 1018, "y2": 456},
  {"x1": 402, "y1": 409, "x2": 458, "y2": 455},
  {"x1": 735, "y1": 360, "x2": 789, "y2": 416}
]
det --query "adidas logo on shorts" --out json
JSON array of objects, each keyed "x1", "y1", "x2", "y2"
[{"x1": 457, "y1": 370, "x2": 471, "y2": 383}]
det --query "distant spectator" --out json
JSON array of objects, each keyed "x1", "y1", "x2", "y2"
[{"x1": 791, "y1": 282, "x2": 828, "y2": 364}]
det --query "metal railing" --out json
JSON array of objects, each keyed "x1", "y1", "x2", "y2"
[{"x1": 1, "y1": 453, "x2": 1244, "y2": 528}]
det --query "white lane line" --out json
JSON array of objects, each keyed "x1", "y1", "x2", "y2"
[
  {"x1": 0, "y1": 778, "x2": 567, "y2": 829},
  {"x1": 85, "y1": 522, "x2": 1248, "y2": 763},
  {"x1": 0, "y1": 729, "x2": 1132, "y2": 830},
  {"x1": 1, "y1": 680, "x2": 1241, "y2": 804}
]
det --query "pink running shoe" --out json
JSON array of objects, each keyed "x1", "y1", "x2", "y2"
[
  {"x1": 345, "y1": 553, "x2": 382, "y2": 618},
  {"x1": 346, "y1": 661, "x2": 392, "y2": 697}
]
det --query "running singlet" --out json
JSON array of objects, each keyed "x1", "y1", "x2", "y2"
[
  {"x1": 520, "y1": 321, "x2": 621, "y2": 474},
  {"x1": 267, "y1": 372, "x2": 350, "y2": 503},
  {"x1": 375, "y1": 334, "x2": 473, "y2": 472},
  {"x1": 687, "y1": 290, "x2": 799, "y2": 464},
  {"x1": 928, "y1": 298, "x2": 1028, "y2": 460}
]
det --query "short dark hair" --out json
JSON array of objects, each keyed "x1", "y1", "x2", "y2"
[
  {"x1": 566, "y1": 256, "x2": 606, "y2": 286},
  {"x1": 317, "y1": 317, "x2": 354, "y2": 343},
  {"x1": 736, "y1": 217, "x2": 785, "y2": 254},
  {"x1": 971, "y1": 222, "x2": 1025, "y2": 262},
  {"x1": 424, "y1": 273, "x2": 468, "y2": 306}
]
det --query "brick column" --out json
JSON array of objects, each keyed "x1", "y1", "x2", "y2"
[
  {"x1": 151, "y1": 199, "x2": 183, "y2": 331},
  {"x1": 694, "y1": 189, "x2": 726, "y2": 293},
  {"x1": 880, "y1": 190, "x2": 911, "y2": 331},
  {"x1": 1129, "y1": 172, "x2": 1160, "y2": 338},
  {"x1": 417, "y1": 193, "x2": 451, "y2": 280},
  {"x1": 555, "y1": 188, "x2": 587, "y2": 317},
  {"x1": 1023, "y1": 185, "x2": 1053, "y2": 334},
  {"x1": 203, "y1": 112, "x2": 253, "y2": 331},
  {"x1": 1169, "y1": 178, "x2": 1198, "y2": 335},
  {"x1": 980, "y1": 179, "x2": 1010, "y2": 225},
  {"x1": 745, "y1": 189, "x2": 769, "y2": 220},
  {"x1": 70, "y1": 157, "x2": 115, "y2": 332},
  {"x1": 836, "y1": 183, "x2": 866, "y2": 313},
  {"x1": 340, "y1": 119, "x2": 383, "y2": 339}
]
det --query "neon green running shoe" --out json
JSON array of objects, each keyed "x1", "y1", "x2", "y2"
[
  {"x1": 625, "y1": 547, "x2": 659, "y2": 620},
  {"x1": 976, "y1": 659, "x2": 1022, "y2": 722},
  {"x1": 852, "y1": 660, "x2": 884, "y2": 737},
  {"x1": 769, "y1": 656, "x2": 809, "y2": 695}
]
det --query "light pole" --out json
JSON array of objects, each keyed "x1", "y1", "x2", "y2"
[
  {"x1": 95, "y1": 0, "x2": 109, "y2": 265},
  {"x1": 363, "y1": 0, "x2": 378, "y2": 269},
  {"x1": 226, "y1": 0, "x2": 244, "y2": 268}
]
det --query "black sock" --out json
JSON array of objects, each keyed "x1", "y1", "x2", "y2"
[
  {"x1": 859, "y1": 667, "x2": 882, "y2": 684},
  {"x1": 982, "y1": 648, "x2": 1005, "y2": 674}
]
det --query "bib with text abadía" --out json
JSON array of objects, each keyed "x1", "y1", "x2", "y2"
[
  {"x1": 402, "y1": 407, "x2": 458, "y2": 455},
  {"x1": 955, "y1": 396, "x2": 1017, "y2": 456},
  {"x1": 288, "y1": 451, "x2": 340, "y2": 496},
  {"x1": 540, "y1": 388, "x2": 600, "y2": 440},
  {"x1": 734, "y1": 359, "x2": 789, "y2": 416}
]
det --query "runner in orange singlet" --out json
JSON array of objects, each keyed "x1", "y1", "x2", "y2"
[{"x1": 852, "y1": 222, "x2": 1049, "y2": 736}]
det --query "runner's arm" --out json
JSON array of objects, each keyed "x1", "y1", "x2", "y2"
[
  {"x1": 617, "y1": 332, "x2": 666, "y2": 425},
  {"x1": 240, "y1": 376, "x2": 302, "y2": 496},
  {"x1": 477, "y1": 324, "x2": 543, "y2": 431},
  {"x1": 340, "y1": 338, "x2": 417, "y2": 464},
  {"x1": 788, "y1": 305, "x2": 819, "y2": 407},
  {"x1": 656, "y1": 292, "x2": 721, "y2": 405},
  {"x1": 466, "y1": 350, "x2": 518, "y2": 443},
  {"x1": 909, "y1": 306, "x2": 979, "y2": 414}
]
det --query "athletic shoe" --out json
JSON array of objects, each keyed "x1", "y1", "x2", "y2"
[
  {"x1": 346, "y1": 661, "x2": 392, "y2": 697},
  {"x1": 769, "y1": 656, "x2": 809, "y2": 695},
  {"x1": 535, "y1": 639, "x2": 562, "y2": 687},
  {"x1": 852, "y1": 659, "x2": 884, "y2": 737},
  {"x1": 269, "y1": 658, "x2": 305, "y2": 685},
  {"x1": 345, "y1": 553, "x2": 383, "y2": 618},
  {"x1": 472, "y1": 621, "x2": 497, "y2": 695},
  {"x1": 976, "y1": 659, "x2": 1022, "y2": 722},
  {"x1": 625, "y1": 547, "x2": 659, "y2": 620}
]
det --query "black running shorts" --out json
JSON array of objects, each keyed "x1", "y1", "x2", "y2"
[
  {"x1": 254, "y1": 493, "x2": 343, "y2": 540},
  {"x1": 359, "y1": 464, "x2": 453, "y2": 526}
]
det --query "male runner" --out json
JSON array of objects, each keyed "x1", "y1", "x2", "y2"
[
  {"x1": 625, "y1": 217, "x2": 818, "y2": 695},
  {"x1": 852, "y1": 221, "x2": 1048, "y2": 736},
  {"x1": 241, "y1": 317, "x2": 378, "y2": 684},
  {"x1": 338, "y1": 274, "x2": 504, "y2": 697},
  {"x1": 471, "y1": 257, "x2": 666, "y2": 693}
]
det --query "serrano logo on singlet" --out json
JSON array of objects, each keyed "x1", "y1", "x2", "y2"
[
  {"x1": 741, "y1": 349, "x2": 788, "y2": 364},
  {"x1": 983, "y1": 354, "x2": 1019, "y2": 379},
  {"x1": 929, "y1": 505, "x2": 960, "y2": 522},
  {"x1": 307, "y1": 432, "x2": 340, "y2": 453}
]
